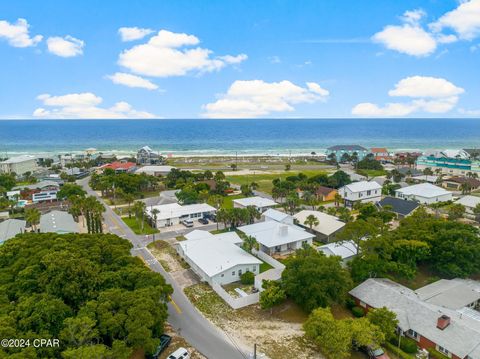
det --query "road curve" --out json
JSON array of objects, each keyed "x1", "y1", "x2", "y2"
[{"x1": 77, "y1": 177, "x2": 249, "y2": 359}]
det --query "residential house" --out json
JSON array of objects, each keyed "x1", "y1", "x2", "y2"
[
  {"x1": 136, "y1": 146, "x2": 164, "y2": 165},
  {"x1": 454, "y1": 195, "x2": 480, "y2": 218},
  {"x1": 233, "y1": 196, "x2": 277, "y2": 212},
  {"x1": 0, "y1": 155, "x2": 38, "y2": 176},
  {"x1": 416, "y1": 149, "x2": 480, "y2": 176},
  {"x1": 238, "y1": 220, "x2": 314, "y2": 255},
  {"x1": 371, "y1": 147, "x2": 392, "y2": 162},
  {"x1": 12, "y1": 180, "x2": 61, "y2": 204},
  {"x1": 395, "y1": 183, "x2": 452, "y2": 204},
  {"x1": 99, "y1": 160, "x2": 136, "y2": 173},
  {"x1": 442, "y1": 176, "x2": 480, "y2": 192},
  {"x1": 177, "y1": 230, "x2": 261, "y2": 285},
  {"x1": 146, "y1": 203, "x2": 216, "y2": 227},
  {"x1": 338, "y1": 181, "x2": 382, "y2": 207},
  {"x1": 314, "y1": 186, "x2": 338, "y2": 202},
  {"x1": 318, "y1": 240, "x2": 357, "y2": 265},
  {"x1": 263, "y1": 208, "x2": 294, "y2": 224},
  {"x1": 377, "y1": 196, "x2": 419, "y2": 218},
  {"x1": 350, "y1": 278, "x2": 480, "y2": 359},
  {"x1": 326, "y1": 145, "x2": 369, "y2": 162},
  {"x1": 0, "y1": 219, "x2": 26, "y2": 244},
  {"x1": 411, "y1": 175, "x2": 439, "y2": 184},
  {"x1": 39, "y1": 210, "x2": 78, "y2": 234},
  {"x1": 293, "y1": 210, "x2": 345, "y2": 242},
  {"x1": 135, "y1": 165, "x2": 175, "y2": 176}
]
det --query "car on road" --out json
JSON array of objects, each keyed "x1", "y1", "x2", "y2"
[
  {"x1": 181, "y1": 219, "x2": 194, "y2": 227},
  {"x1": 147, "y1": 334, "x2": 172, "y2": 359},
  {"x1": 360, "y1": 346, "x2": 390, "y2": 359},
  {"x1": 167, "y1": 347, "x2": 190, "y2": 359},
  {"x1": 198, "y1": 217, "x2": 209, "y2": 224}
]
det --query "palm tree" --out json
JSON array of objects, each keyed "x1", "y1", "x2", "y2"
[
  {"x1": 25, "y1": 207, "x2": 40, "y2": 232},
  {"x1": 242, "y1": 235, "x2": 259, "y2": 253},
  {"x1": 123, "y1": 193, "x2": 135, "y2": 218},
  {"x1": 151, "y1": 208, "x2": 160, "y2": 243},
  {"x1": 334, "y1": 193, "x2": 342, "y2": 207},
  {"x1": 133, "y1": 201, "x2": 147, "y2": 231},
  {"x1": 302, "y1": 191, "x2": 315, "y2": 210},
  {"x1": 304, "y1": 214, "x2": 319, "y2": 231}
]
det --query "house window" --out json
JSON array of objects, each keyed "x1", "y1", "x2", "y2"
[
  {"x1": 238, "y1": 269, "x2": 242, "y2": 276},
  {"x1": 407, "y1": 329, "x2": 419, "y2": 340},
  {"x1": 252, "y1": 267, "x2": 256, "y2": 272},
  {"x1": 232, "y1": 271, "x2": 235, "y2": 276},
  {"x1": 359, "y1": 300, "x2": 367, "y2": 308},
  {"x1": 246, "y1": 267, "x2": 250, "y2": 272},
  {"x1": 221, "y1": 274, "x2": 224, "y2": 277},
  {"x1": 367, "y1": 190, "x2": 371, "y2": 196},
  {"x1": 437, "y1": 345, "x2": 449, "y2": 356}
]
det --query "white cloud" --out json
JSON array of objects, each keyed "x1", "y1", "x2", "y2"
[
  {"x1": 459, "y1": 108, "x2": 480, "y2": 115},
  {"x1": 352, "y1": 76, "x2": 463, "y2": 117},
  {"x1": 202, "y1": 80, "x2": 329, "y2": 118},
  {"x1": 46, "y1": 35, "x2": 84, "y2": 57},
  {"x1": 430, "y1": 0, "x2": 480, "y2": 40},
  {"x1": 402, "y1": 9, "x2": 426, "y2": 25},
  {"x1": 107, "y1": 72, "x2": 158, "y2": 90},
  {"x1": 372, "y1": 23, "x2": 437, "y2": 57},
  {"x1": 118, "y1": 29, "x2": 247, "y2": 77},
  {"x1": 33, "y1": 92, "x2": 156, "y2": 119},
  {"x1": 0, "y1": 18, "x2": 42, "y2": 48},
  {"x1": 269, "y1": 56, "x2": 281, "y2": 64},
  {"x1": 118, "y1": 26, "x2": 154, "y2": 41}
]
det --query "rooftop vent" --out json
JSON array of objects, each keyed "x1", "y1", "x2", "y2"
[{"x1": 437, "y1": 315, "x2": 451, "y2": 330}]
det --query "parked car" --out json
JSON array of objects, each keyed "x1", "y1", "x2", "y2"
[
  {"x1": 361, "y1": 346, "x2": 390, "y2": 359},
  {"x1": 205, "y1": 213, "x2": 217, "y2": 222},
  {"x1": 198, "y1": 217, "x2": 209, "y2": 224},
  {"x1": 147, "y1": 334, "x2": 172, "y2": 359},
  {"x1": 167, "y1": 347, "x2": 190, "y2": 359},
  {"x1": 181, "y1": 219, "x2": 193, "y2": 227}
]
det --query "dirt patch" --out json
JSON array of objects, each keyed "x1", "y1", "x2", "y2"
[
  {"x1": 184, "y1": 283, "x2": 323, "y2": 359},
  {"x1": 148, "y1": 241, "x2": 189, "y2": 272}
]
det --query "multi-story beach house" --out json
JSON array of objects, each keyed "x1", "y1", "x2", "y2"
[
  {"x1": 326, "y1": 145, "x2": 369, "y2": 162},
  {"x1": 136, "y1": 146, "x2": 164, "y2": 165},
  {"x1": 416, "y1": 149, "x2": 480, "y2": 176},
  {"x1": 338, "y1": 180, "x2": 382, "y2": 207},
  {"x1": 0, "y1": 155, "x2": 38, "y2": 176}
]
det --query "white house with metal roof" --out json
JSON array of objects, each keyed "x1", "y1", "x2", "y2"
[
  {"x1": 0, "y1": 219, "x2": 26, "y2": 244},
  {"x1": 238, "y1": 220, "x2": 314, "y2": 255},
  {"x1": 350, "y1": 278, "x2": 480, "y2": 359},
  {"x1": 293, "y1": 210, "x2": 345, "y2": 242},
  {"x1": 455, "y1": 195, "x2": 480, "y2": 218},
  {"x1": 318, "y1": 240, "x2": 357, "y2": 265},
  {"x1": 177, "y1": 230, "x2": 261, "y2": 285},
  {"x1": 135, "y1": 165, "x2": 175, "y2": 176},
  {"x1": 338, "y1": 181, "x2": 382, "y2": 206},
  {"x1": 146, "y1": 202, "x2": 216, "y2": 227},
  {"x1": 263, "y1": 208, "x2": 293, "y2": 224},
  {"x1": 233, "y1": 196, "x2": 277, "y2": 212},
  {"x1": 395, "y1": 183, "x2": 452, "y2": 204}
]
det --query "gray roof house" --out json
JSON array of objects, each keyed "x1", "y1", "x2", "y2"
[
  {"x1": 377, "y1": 196, "x2": 419, "y2": 218},
  {"x1": 350, "y1": 278, "x2": 480, "y2": 359},
  {"x1": 39, "y1": 211, "x2": 78, "y2": 234},
  {"x1": 0, "y1": 219, "x2": 26, "y2": 244}
]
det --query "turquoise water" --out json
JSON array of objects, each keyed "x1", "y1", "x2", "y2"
[{"x1": 0, "y1": 119, "x2": 479, "y2": 156}]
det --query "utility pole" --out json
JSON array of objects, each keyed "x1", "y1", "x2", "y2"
[{"x1": 253, "y1": 343, "x2": 257, "y2": 359}]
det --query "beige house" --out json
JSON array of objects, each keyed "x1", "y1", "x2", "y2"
[{"x1": 0, "y1": 155, "x2": 38, "y2": 176}]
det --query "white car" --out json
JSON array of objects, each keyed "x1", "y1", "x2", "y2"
[
  {"x1": 181, "y1": 219, "x2": 193, "y2": 227},
  {"x1": 168, "y1": 347, "x2": 189, "y2": 359}
]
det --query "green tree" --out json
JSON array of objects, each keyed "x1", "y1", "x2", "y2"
[
  {"x1": 25, "y1": 207, "x2": 41, "y2": 231},
  {"x1": 366, "y1": 307, "x2": 399, "y2": 342},
  {"x1": 57, "y1": 183, "x2": 87, "y2": 200},
  {"x1": 242, "y1": 235, "x2": 259, "y2": 253},
  {"x1": 259, "y1": 280, "x2": 286, "y2": 314},
  {"x1": 448, "y1": 203, "x2": 466, "y2": 220},
  {"x1": 304, "y1": 214, "x2": 319, "y2": 231}
]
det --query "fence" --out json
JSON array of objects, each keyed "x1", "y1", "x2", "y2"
[{"x1": 211, "y1": 281, "x2": 260, "y2": 309}]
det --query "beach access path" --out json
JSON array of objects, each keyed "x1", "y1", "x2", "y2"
[{"x1": 77, "y1": 177, "x2": 250, "y2": 359}]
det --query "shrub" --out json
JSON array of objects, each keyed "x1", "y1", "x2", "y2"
[
  {"x1": 400, "y1": 337, "x2": 418, "y2": 354},
  {"x1": 384, "y1": 343, "x2": 414, "y2": 359},
  {"x1": 351, "y1": 306, "x2": 365, "y2": 317},
  {"x1": 345, "y1": 297, "x2": 356, "y2": 310},
  {"x1": 240, "y1": 271, "x2": 255, "y2": 285},
  {"x1": 427, "y1": 348, "x2": 450, "y2": 359}
]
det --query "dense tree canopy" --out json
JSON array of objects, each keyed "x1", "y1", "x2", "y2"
[{"x1": 0, "y1": 233, "x2": 172, "y2": 358}]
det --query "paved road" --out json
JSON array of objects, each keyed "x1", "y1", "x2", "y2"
[{"x1": 78, "y1": 177, "x2": 249, "y2": 359}]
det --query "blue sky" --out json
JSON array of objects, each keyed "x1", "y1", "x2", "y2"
[{"x1": 1, "y1": 0, "x2": 480, "y2": 119}]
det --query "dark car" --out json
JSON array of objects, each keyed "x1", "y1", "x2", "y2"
[
  {"x1": 147, "y1": 334, "x2": 172, "y2": 359},
  {"x1": 360, "y1": 346, "x2": 390, "y2": 359},
  {"x1": 205, "y1": 213, "x2": 217, "y2": 222},
  {"x1": 198, "y1": 217, "x2": 209, "y2": 224}
]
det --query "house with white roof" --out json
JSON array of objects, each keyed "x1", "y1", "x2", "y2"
[
  {"x1": 318, "y1": 240, "x2": 357, "y2": 265},
  {"x1": 233, "y1": 196, "x2": 277, "y2": 212},
  {"x1": 0, "y1": 155, "x2": 38, "y2": 176},
  {"x1": 136, "y1": 146, "x2": 164, "y2": 165},
  {"x1": 395, "y1": 183, "x2": 452, "y2": 204},
  {"x1": 455, "y1": 195, "x2": 480, "y2": 218},
  {"x1": 263, "y1": 208, "x2": 293, "y2": 224},
  {"x1": 338, "y1": 181, "x2": 382, "y2": 207},
  {"x1": 0, "y1": 219, "x2": 26, "y2": 244},
  {"x1": 238, "y1": 220, "x2": 314, "y2": 255},
  {"x1": 39, "y1": 211, "x2": 78, "y2": 234},
  {"x1": 350, "y1": 278, "x2": 480, "y2": 359},
  {"x1": 146, "y1": 202, "x2": 216, "y2": 227},
  {"x1": 293, "y1": 210, "x2": 346, "y2": 242},
  {"x1": 135, "y1": 165, "x2": 175, "y2": 176},
  {"x1": 177, "y1": 230, "x2": 261, "y2": 285}
]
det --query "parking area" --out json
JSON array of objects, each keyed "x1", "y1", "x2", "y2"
[{"x1": 171, "y1": 269, "x2": 201, "y2": 289}]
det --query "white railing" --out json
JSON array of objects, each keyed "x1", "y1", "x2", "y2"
[
  {"x1": 252, "y1": 249, "x2": 285, "y2": 270},
  {"x1": 211, "y1": 281, "x2": 260, "y2": 309}
]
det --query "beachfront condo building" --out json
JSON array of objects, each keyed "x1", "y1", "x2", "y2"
[
  {"x1": 416, "y1": 149, "x2": 480, "y2": 176},
  {"x1": 326, "y1": 145, "x2": 369, "y2": 162},
  {"x1": 0, "y1": 155, "x2": 38, "y2": 176}
]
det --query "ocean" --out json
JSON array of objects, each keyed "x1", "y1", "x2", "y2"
[{"x1": 0, "y1": 118, "x2": 479, "y2": 157}]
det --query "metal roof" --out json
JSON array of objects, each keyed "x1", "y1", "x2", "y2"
[
  {"x1": 0, "y1": 219, "x2": 26, "y2": 243},
  {"x1": 39, "y1": 211, "x2": 78, "y2": 234}
]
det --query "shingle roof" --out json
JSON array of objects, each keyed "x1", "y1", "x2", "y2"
[
  {"x1": 445, "y1": 176, "x2": 480, "y2": 187},
  {"x1": 327, "y1": 145, "x2": 368, "y2": 151},
  {"x1": 415, "y1": 279, "x2": 480, "y2": 310},
  {"x1": 315, "y1": 186, "x2": 336, "y2": 196},
  {"x1": 13, "y1": 180, "x2": 60, "y2": 191},
  {"x1": 293, "y1": 210, "x2": 345, "y2": 236},
  {"x1": 0, "y1": 219, "x2": 26, "y2": 243},
  {"x1": 377, "y1": 196, "x2": 419, "y2": 216}
]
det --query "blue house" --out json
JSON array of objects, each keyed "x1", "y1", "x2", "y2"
[{"x1": 326, "y1": 145, "x2": 369, "y2": 162}]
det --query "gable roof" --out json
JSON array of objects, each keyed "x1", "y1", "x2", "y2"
[
  {"x1": 396, "y1": 183, "x2": 451, "y2": 198},
  {"x1": 371, "y1": 147, "x2": 388, "y2": 153},
  {"x1": 238, "y1": 221, "x2": 314, "y2": 248},
  {"x1": 263, "y1": 208, "x2": 291, "y2": 223},
  {"x1": 293, "y1": 210, "x2": 345, "y2": 236},
  {"x1": 0, "y1": 219, "x2": 26, "y2": 243},
  {"x1": 455, "y1": 195, "x2": 480, "y2": 209},
  {"x1": 315, "y1": 186, "x2": 336, "y2": 196},
  {"x1": 415, "y1": 279, "x2": 480, "y2": 310},
  {"x1": 327, "y1": 145, "x2": 368, "y2": 151},
  {"x1": 179, "y1": 232, "x2": 261, "y2": 277},
  {"x1": 444, "y1": 176, "x2": 480, "y2": 187},
  {"x1": 100, "y1": 161, "x2": 136, "y2": 171},
  {"x1": 343, "y1": 181, "x2": 381, "y2": 193},
  {"x1": 318, "y1": 240, "x2": 357, "y2": 260},
  {"x1": 13, "y1": 180, "x2": 60, "y2": 191},
  {"x1": 233, "y1": 196, "x2": 277, "y2": 208},
  {"x1": 377, "y1": 196, "x2": 419, "y2": 216}
]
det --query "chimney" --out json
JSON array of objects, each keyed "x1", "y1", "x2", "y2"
[
  {"x1": 279, "y1": 225, "x2": 288, "y2": 236},
  {"x1": 437, "y1": 315, "x2": 450, "y2": 330}
]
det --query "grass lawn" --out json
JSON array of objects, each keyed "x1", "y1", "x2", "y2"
[
  {"x1": 259, "y1": 261, "x2": 274, "y2": 273},
  {"x1": 395, "y1": 264, "x2": 440, "y2": 290},
  {"x1": 226, "y1": 170, "x2": 328, "y2": 194},
  {"x1": 122, "y1": 217, "x2": 159, "y2": 235},
  {"x1": 208, "y1": 193, "x2": 244, "y2": 209},
  {"x1": 356, "y1": 169, "x2": 387, "y2": 178}
]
